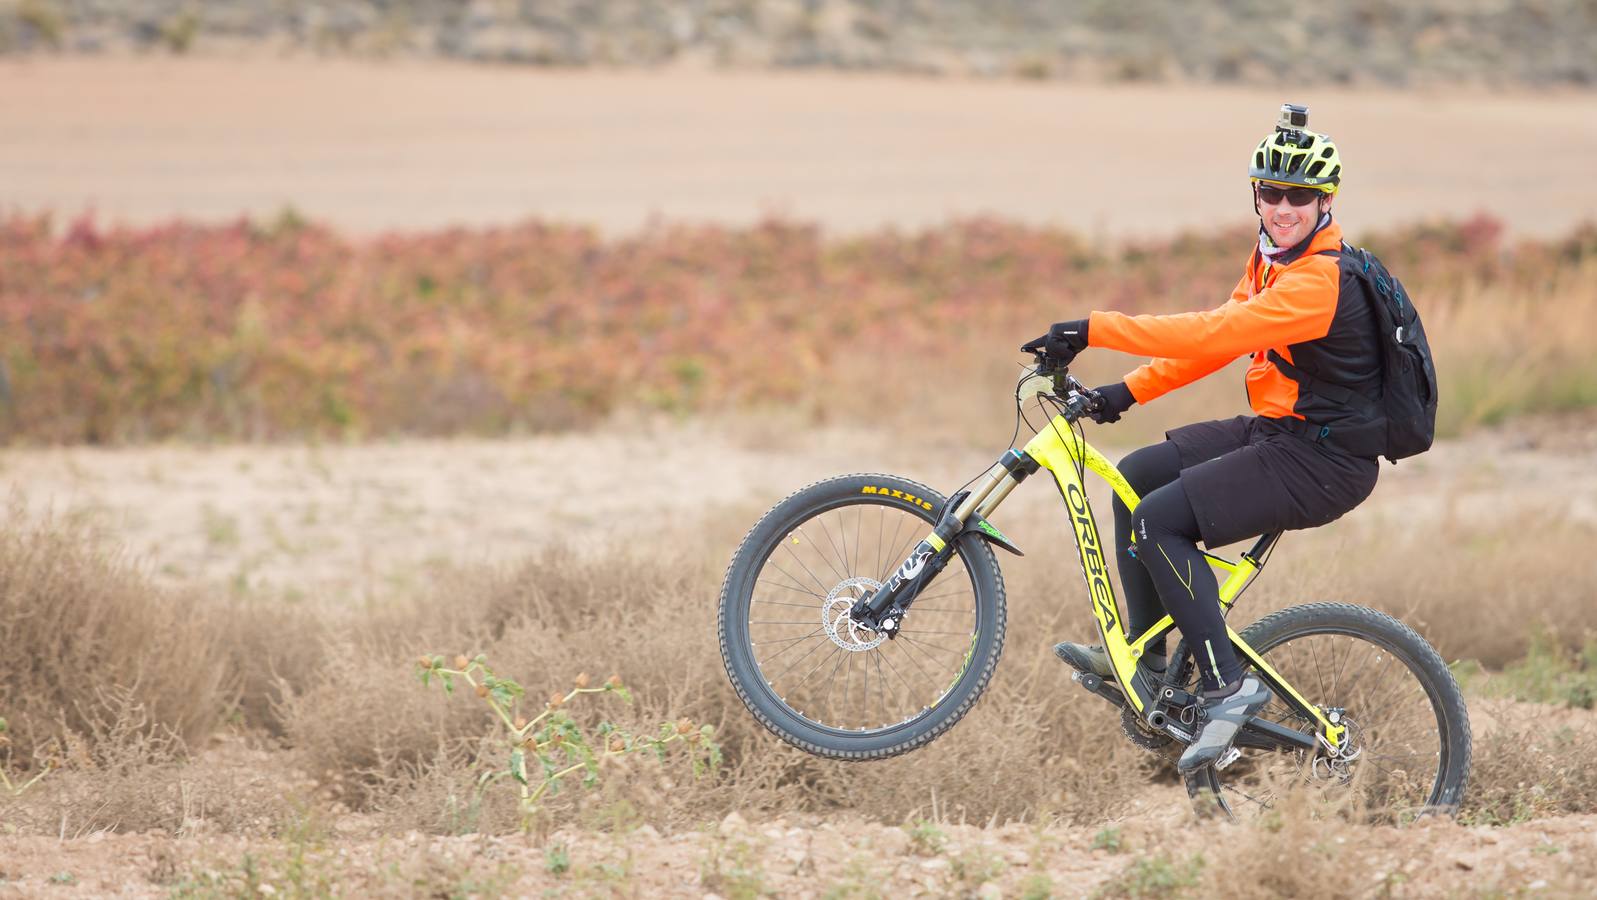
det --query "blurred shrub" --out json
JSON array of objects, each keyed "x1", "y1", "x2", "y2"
[
  {"x1": 0, "y1": 508, "x2": 231, "y2": 762},
  {"x1": 0, "y1": 212, "x2": 1592, "y2": 444}
]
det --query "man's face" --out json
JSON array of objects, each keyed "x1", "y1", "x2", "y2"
[{"x1": 1255, "y1": 182, "x2": 1332, "y2": 248}]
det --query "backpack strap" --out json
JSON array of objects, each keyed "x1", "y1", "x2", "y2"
[
  {"x1": 1264, "y1": 349, "x2": 1365, "y2": 408},
  {"x1": 1268, "y1": 241, "x2": 1382, "y2": 409}
]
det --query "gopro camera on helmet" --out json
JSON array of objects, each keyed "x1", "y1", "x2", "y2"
[{"x1": 1276, "y1": 103, "x2": 1310, "y2": 142}]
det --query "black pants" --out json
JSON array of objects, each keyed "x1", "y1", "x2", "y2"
[{"x1": 1112, "y1": 416, "x2": 1378, "y2": 692}]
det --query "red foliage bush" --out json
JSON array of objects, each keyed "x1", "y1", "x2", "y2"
[{"x1": 0, "y1": 210, "x2": 1583, "y2": 443}]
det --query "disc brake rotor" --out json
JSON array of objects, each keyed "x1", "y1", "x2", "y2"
[
  {"x1": 1313, "y1": 714, "x2": 1364, "y2": 782},
  {"x1": 821, "y1": 576, "x2": 886, "y2": 651}
]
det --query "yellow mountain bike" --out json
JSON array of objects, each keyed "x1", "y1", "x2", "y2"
[{"x1": 718, "y1": 357, "x2": 1471, "y2": 819}]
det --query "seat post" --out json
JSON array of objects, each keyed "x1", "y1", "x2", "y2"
[{"x1": 1244, "y1": 532, "x2": 1281, "y2": 565}]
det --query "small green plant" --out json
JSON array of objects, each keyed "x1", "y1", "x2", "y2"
[
  {"x1": 1375, "y1": 870, "x2": 1409, "y2": 897},
  {"x1": 1471, "y1": 630, "x2": 1597, "y2": 709},
  {"x1": 950, "y1": 845, "x2": 1006, "y2": 890},
  {"x1": 1091, "y1": 826, "x2": 1124, "y2": 853},
  {"x1": 48, "y1": 871, "x2": 75, "y2": 885},
  {"x1": 905, "y1": 818, "x2": 947, "y2": 856},
  {"x1": 417, "y1": 655, "x2": 721, "y2": 832},
  {"x1": 699, "y1": 837, "x2": 767, "y2": 900},
  {"x1": 18, "y1": 0, "x2": 64, "y2": 49},
  {"x1": 1093, "y1": 852, "x2": 1204, "y2": 899},
  {"x1": 1020, "y1": 872, "x2": 1056, "y2": 900},
  {"x1": 821, "y1": 856, "x2": 884, "y2": 900},
  {"x1": 0, "y1": 717, "x2": 53, "y2": 797},
  {"x1": 201, "y1": 504, "x2": 240, "y2": 550},
  {"x1": 544, "y1": 843, "x2": 571, "y2": 875},
  {"x1": 160, "y1": 10, "x2": 200, "y2": 53}
]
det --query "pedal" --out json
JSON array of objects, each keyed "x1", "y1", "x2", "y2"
[{"x1": 1215, "y1": 747, "x2": 1242, "y2": 771}]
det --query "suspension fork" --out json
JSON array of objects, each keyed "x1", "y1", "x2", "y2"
[{"x1": 849, "y1": 450, "x2": 1037, "y2": 633}]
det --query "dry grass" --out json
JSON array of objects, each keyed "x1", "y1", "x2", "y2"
[
  {"x1": 0, "y1": 505, "x2": 231, "y2": 762},
  {"x1": 1461, "y1": 699, "x2": 1597, "y2": 826},
  {"x1": 1220, "y1": 512, "x2": 1597, "y2": 670},
  {"x1": 4, "y1": 474, "x2": 1597, "y2": 838}
]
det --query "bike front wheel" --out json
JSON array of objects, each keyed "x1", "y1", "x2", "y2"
[
  {"x1": 1176, "y1": 603, "x2": 1472, "y2": 821},
  {"x1": 718, "y1": 474, "x2": 1006, "y2": 760}
]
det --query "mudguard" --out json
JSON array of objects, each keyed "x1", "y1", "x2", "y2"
[{"x1": 961, "y1": 514, "x2": 1023, "y2": 557}]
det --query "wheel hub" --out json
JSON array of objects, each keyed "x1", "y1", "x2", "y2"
[
  {"x1": 822, "y1": 577, "x2": 887, "y2": 651},
  {"x1": 1313, "y1": 711, "x2": 1364, "y2": 782}
]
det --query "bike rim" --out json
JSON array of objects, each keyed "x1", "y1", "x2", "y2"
[
  {"x1": 741, "y1": 499, "x2": 984, "y2": 738},
  {"x1": 1198, "y1": 627, "x2": 1450, "y2": 822}
]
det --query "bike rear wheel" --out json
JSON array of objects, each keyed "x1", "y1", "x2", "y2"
[
  {"x1": 718, "y1": 474, "x2": 1006, "y2": 760},
  {"x1": 1174, "y1": 603, "x2": 1471, "y2": 821}
]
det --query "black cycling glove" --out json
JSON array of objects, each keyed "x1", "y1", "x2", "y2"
[
  {"x1": 1020, "y1": 319, "x2": 1091, "y2": 362},
  {"x1": 1088, "y1": 381, "x2": 1136, "y2": 424}
]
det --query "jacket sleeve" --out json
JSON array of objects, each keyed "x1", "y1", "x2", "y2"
[
  {"x1": 1087, "y1": 256, "x2": 1340, "y2": 360},
  {"x1": 1123, "y1": 355, "x2": 1237, "y2": 404}
]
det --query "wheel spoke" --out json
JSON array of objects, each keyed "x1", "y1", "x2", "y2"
[
  {"x1": 797, "y1": 524, "x2": 848, "y2": 583},
  {"x1": 817, "y1": 514, "x2": 851, "y2": 579},
  {"x1": 767, "y1": 633, "x2": 833, "y2": 682},
  {"x1": 772, "y1": 555, "x2": 829, "y2": 597},
  {"x1": 877, "y1": 513, "x2": 907, "y2": 583},
  {"x1": 897, "y1": 635, "x2": 964, "y2": 657},
  {"x1": 754, "y1": 582, "x2": 825, "y2": 601},
  {"x1": 890, "y1": 633, "x2": 942, "y2": 687},
  {"x1": 753, "y1": 631, "x2": 826, "y2": 648}
]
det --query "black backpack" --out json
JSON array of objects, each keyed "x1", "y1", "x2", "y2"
[{"x1": 1317, "y1": 243, "x2": 1439, "y2": 462}]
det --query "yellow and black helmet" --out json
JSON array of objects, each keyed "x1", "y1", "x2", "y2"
[{"x1": 1249, "y1": 103, "x2": 1342, "y2": 194}]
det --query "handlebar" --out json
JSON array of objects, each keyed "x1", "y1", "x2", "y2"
[{"x1": 1021, "y1": 350, "x2": 1105, "y2": 423}]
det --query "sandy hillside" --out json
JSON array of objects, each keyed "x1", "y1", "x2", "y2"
[{"x1": 1, "y1": 57, "x2": 1593, "y2": 238}]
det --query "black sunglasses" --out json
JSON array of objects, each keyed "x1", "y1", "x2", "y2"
[{"x1": 1256, "y1": 184, "x2": 1324, "y2": 207}]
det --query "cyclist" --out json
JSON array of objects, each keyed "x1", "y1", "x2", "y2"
[{"x1": 1025, "y1": 105, "x2": 1381, "y2": 774}]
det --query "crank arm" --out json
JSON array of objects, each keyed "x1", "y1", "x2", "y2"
[
  {"x1": 1073, "y1": 672, "x2": 1127, "y2": 709},
  {"x1": 1235, "y1": 716, "x2": 1318, "y2": 754}
]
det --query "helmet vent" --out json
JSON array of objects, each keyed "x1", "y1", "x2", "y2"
[
  {"x1": 1307, "y1": 160, "x2": 1325, "y2": 177},
  {"x1": 1320, "y1": 147, "x2": 1335, "y2": 158},
  {"x1": 1328, "y1": 164, "x2": 1341, "y2": 180}
]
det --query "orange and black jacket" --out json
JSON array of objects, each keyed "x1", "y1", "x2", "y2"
[{"x1": 1087, "y1": 219, "x2": 1383, "y2": 452}]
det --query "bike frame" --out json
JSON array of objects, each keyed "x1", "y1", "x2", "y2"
[{"x1": 861, "y1": 406, "x2": 1347, "y2": 755}]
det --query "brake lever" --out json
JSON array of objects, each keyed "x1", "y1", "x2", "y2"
[{"x1": 1060, "y1": 378, "x2": 1105, "y2": 421}]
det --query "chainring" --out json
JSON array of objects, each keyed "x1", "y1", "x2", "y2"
[{"x1": 1121, "y1": 706, "x2": 1173, "y2": 751}]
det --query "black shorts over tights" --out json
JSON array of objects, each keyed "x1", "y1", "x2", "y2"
[{"x1": 1165, "y1": 415, "x2": 1379, "y2": 548}]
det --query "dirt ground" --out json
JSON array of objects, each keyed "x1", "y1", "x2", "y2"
[
  {"x1": 4, "y1": 410, "x2": 1594, "y2": 602},
  {"x1": 2, "y1": 806, "x2": 1595, "y2": 898},
  {"x1": 1, "y1": 57, "x2": 1594, "y2": 238},
  {"x1": 4, "y1": 416, "x2": 1597, "y2": 895}
]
